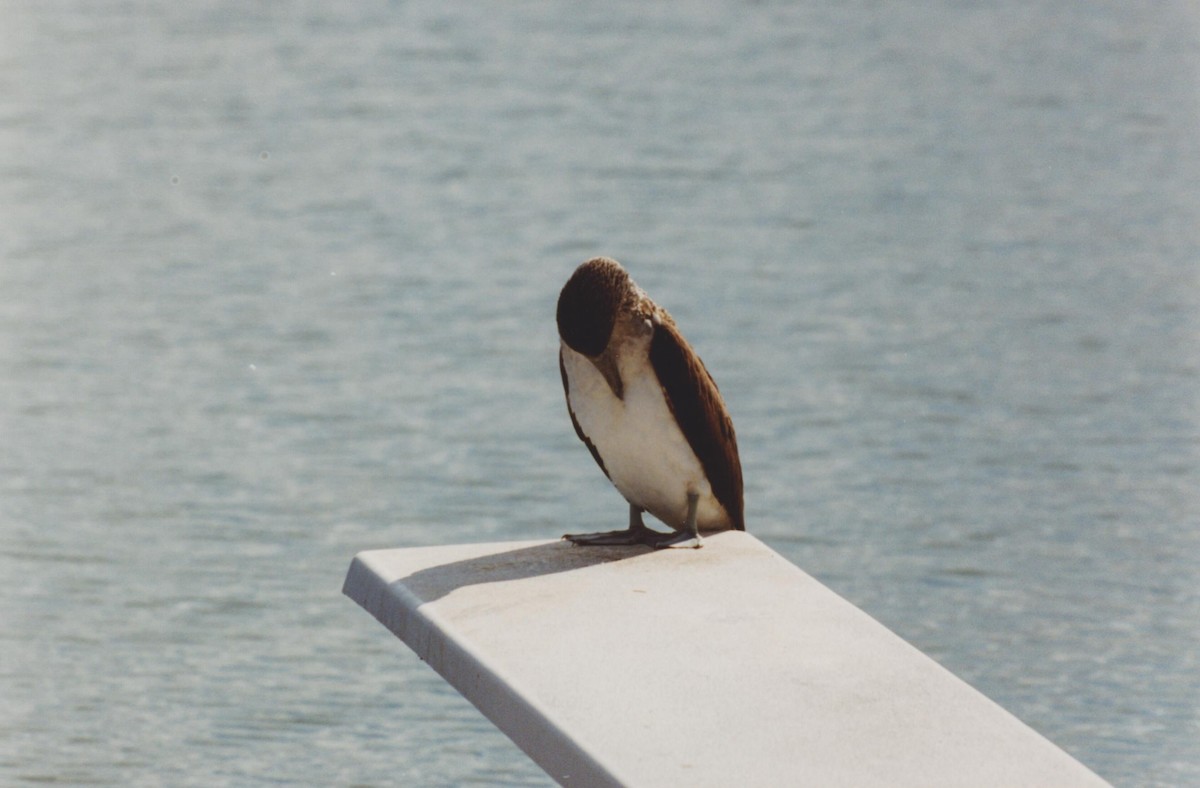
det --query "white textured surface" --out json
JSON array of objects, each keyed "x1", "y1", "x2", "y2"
[{"x1": 343, "y1": 532, "x2": 1110, "y2": 787}]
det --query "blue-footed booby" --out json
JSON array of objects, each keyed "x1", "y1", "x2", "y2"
[{"x1": 556, "y1": 257, "x2": 744, "y2": 549}]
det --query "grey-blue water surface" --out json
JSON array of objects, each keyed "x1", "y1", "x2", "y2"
[{"x1": 2, "y1": 1, "x2": 1198, "y2": 785}]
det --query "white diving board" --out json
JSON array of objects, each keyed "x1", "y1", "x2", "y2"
[{"x1": 343, "y1": 531, "x2": 1110, "y2": 787}]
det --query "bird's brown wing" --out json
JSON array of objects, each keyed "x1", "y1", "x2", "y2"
[
  {"x1": 559, "y1": 348, "x2": 611, "y2": 480},
  {"x1": 648, "y1": 320, "x2": 745, "y2": 530}
]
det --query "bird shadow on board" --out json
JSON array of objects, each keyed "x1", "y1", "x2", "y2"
[{"x1": 391, "y1": 539, "x2": 660, "y2": 604}]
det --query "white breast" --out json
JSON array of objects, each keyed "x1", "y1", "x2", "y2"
[{"x1": 561, "y1": 337, "x2": 729, "y2": 532}]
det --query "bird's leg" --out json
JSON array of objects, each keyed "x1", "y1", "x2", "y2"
[
  {"x1": 564, "y1": 497, "x2": 703, "y2": 549},
  {"x1": 647, "y1": 491, "x2": 703, "y2": 549},
  {"x1": 563, "y1": 503, "x2": 656, "y2": 546}
]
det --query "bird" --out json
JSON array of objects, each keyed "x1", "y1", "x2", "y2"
[{"x1": 556, "y1": 256, "x2": 744, "y2": 548}]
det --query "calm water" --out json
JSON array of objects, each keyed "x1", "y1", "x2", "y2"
[{"x1": 2, "y1": 1, "x2": 1198, "y2": 785}]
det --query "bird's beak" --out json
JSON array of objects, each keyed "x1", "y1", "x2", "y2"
[{"x1": 591, "y1": 352, "x2": 624, "y2": 401}]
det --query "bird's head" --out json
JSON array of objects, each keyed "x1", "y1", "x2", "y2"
[{"x1": 556, "y1": 257, "x2": 634, "y2": 357}]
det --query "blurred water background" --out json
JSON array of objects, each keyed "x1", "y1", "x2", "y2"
[{"x1": 2, "y1": 1, "x2": 1198, "y2": 785}]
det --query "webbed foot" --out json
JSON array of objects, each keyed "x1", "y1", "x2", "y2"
[
  {"x1": 563, "y1": 497, "x2": 704, "y2": 549},
  {"x1": 563, "y1": 527, "x2": 652, "y2": 546},
  {"x1": 645, "y1": 492, "x2": 703, "y2": 549},
  {"x1": 565, "y1": 504, "x2": 657, "y2": 545}
]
